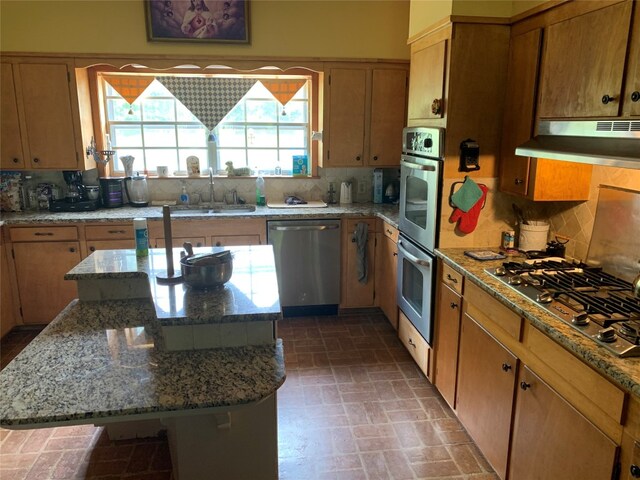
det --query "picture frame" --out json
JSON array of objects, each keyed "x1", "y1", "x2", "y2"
[{"x1": 145, "y1": 0, "x2": 250, "y2": 44}]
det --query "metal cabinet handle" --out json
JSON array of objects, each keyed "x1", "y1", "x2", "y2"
[
  {"x1": 446, "y1": 274, "x2": 458, "y2": 284},
  {"x1": 34, "y1": 232, "x2": 54, "y2": 236},
  {"x1": 108, "y1": 230, "x2": 126, "y2": 234},
  {"x1": 601, "y1": 94, "x2": 616, "y2": 104},
  {"x1": 386, "y1": 229, "x2": 393, "y2": 235},
  {"x1": 271, "y1": 225, "x2": 339, "y2": 232},
  {"x1": 631, "y1": 91, "x2": 640, "y2": 103},
  {"x1": 514, "y1": 178, "x2": 524, "y2": 185},
  {"x1": 450, "y1": 302, "x2": 458, "y2": 309},
  {"x1": 408, "y1": 338, "x2": 417, "y2": 349},
  {"x1": 501, "y1": 363, "x2": 512, "y2": 372},
  {"x1": 520, "y1": 381, "x2": 531, "y2": 390}
]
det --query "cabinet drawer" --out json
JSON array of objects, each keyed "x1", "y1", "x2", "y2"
[
  {"x1": 85, "y1": 225, "x2": 133, "y2": 240},
  {"x1": 464, "y1": 281, "x2": 522, "y2": 341},
  {"x1": 10, "y1": 226, "x2": 78, "y2": 242},
  {"x1": 441, "y1": 263, "x2": 463, "y2": 295},
  {"x1": 344, "y1": 218, "x2": 377, "y2": 235},
  {"x1": 398, "y1": 309, "x2": 430, "y2": 376},
  {"x1": 524, "y1": 324, "x2": 625, "y2": 425},
  {"x1": 381, "y1": 221, "x2": 398, "y2": 243}
]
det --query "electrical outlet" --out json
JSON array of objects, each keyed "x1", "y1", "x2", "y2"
[{"x1": 357, "y1": 180, "x2": 367, "y2": 194}]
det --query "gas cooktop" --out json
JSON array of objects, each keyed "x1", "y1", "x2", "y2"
[{"x1": 485, "y1": 258, "x2": 640, "y2": 357}]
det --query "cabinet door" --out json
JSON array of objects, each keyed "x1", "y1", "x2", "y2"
[
  {"x1": 1, "y1": 63, "x2": 25, "y2": 169},
  {"x1": 434, "y1": 283, "x2": 461, "y2": 410},
  {"x1": 538, "y1": 1, "x2": 633, "y2": 118},
  {"x1": 326, "y1": 69, "x2": 366, "y2": 167},
  {"x1": 368, "y1": 69, "x2": 407, "y2": 167},
  {"x1": 375, "y1": 232, "x2": 398, "y2": 329},
  {"x1": 509, "y1": 365, "x2": 619, "y2": 480},
  {"x1": 456, "y1": 313, "x2": 517, "y2": 480},
  {"x1": 499, "y1": 29, "x2": 541, "y2": 197},
  {"x1": 408, "y1": 40, "x2": 446, "y2": 120},
  {"x1": 13, "y1": 241, "x2": 80, "y2": 324},
  {"x1": 87, "y1": 239, "x2": 134, "y2": 254},
  {"x1": 1, "y1": 240, "x2": 16, "y2": 338},
  {"x1": 18, "y1": 63, "x2": 78, "y2": 169},
  {"x1": 622, "y1": 4, "x2": 640, "y2": 117}
]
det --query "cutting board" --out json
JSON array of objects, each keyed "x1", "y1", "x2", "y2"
[{"x1": 267, "y1": 200, "x2": 328, "y2": 208}]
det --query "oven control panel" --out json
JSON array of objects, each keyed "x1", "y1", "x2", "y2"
[{"x1": 403, "y1": 127, "x2": 444, "y2": 159}]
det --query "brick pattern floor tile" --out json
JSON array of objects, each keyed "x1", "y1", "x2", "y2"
[{"x1": 1, "y1": 314, "x2": 498, "y2": 479}]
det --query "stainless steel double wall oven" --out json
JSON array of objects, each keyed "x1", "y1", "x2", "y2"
[{"x1": 397, "y1": 127, "x2": 445, "y2": 345}]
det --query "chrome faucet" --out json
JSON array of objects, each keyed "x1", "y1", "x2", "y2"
[{"x1": 208, "y1": 167, "x2": 215, "y2": 205}]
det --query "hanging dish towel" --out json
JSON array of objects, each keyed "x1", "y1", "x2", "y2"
[
  {"x1": 450, "y1": 184, "x2": 489, "y2": 234},
  {"x1": 451, "y1": 176, "x2": 483, "y2": 212},
  {"x1": 354, "y1": 222, "x2": 368, "y2": 284}
]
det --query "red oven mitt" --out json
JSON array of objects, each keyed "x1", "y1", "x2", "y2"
[{"x1": 449, "y1": 184, "x2": 488, "y2": 234}]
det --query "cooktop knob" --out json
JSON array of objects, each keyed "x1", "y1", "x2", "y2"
[
  {"x1": 495, "y1": 266, "x2": 506, "y2": 276},
  {"x1": 536, "y1": 291, "x2": 553, "y2": 304},
  {"x1": 597, "y1": 327, "x2": 617, "y2": 343},
  {"x1": 509, "y1": 275, "x2": 523, "y2": 286},
  {"x1": 572, "y1": 312, "x2": 590, "y2": 326}
]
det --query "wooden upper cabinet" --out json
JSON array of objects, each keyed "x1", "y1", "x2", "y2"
[
  {"x1": 1, "y1": 63, "x2": 25, "y2": 169},
  {"x1": 538, "y1": 1, "x2": 633, "y2": 118},
  {"x1": 369, "y1": 69, "x2": 407, "y2": 167},
  {"x1": 622, "y1": 2, "x2": 640, "y2": 116},
  {"x1": 325, "y1": 68, "x2": 367, "y2": 167},
  {"x1": 408, "y1": 39, "x2": 446, "y2": 121},
  {"x1": 18, "y1": 63, "x2": 78, "y2": 169}
]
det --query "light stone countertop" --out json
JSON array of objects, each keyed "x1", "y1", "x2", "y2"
[
  {"x1": 66, "y1": 245, "x2": 282, "y2": 326},
  {"x1": 0, "y1": 298, "x2": 285, "y2": 428},
  {"x1": 0, "y1": 203, "x2": 400, "y2": 229},
  {"x1": 435, "y1": 248, "x2": 640, "y2": 398}
]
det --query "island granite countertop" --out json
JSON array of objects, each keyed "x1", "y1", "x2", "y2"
[
  {"x1": 0, "y1": 203, "x2": 400, "y2": 229},
  {"x1": 435, "y1": 248, "x2": 640, "y2": 398},
  {"x1": 0, "y1": 298, "x2": 285, "y2": 428}
]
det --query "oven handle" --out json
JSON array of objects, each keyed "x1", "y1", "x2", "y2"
[
  {"x1": 398, "y1": 240, "x2": 432, "y2": 268},
  {"x1": 401, "y1": 160, "x2": 436, "y2": 172}
]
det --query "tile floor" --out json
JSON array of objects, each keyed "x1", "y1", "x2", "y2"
[{"x1": 0, "y1": 313, "x2": 497, "y2": 480}]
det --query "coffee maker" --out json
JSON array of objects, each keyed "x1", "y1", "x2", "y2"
[{"x1": 49, "y1": 171, "x2": 100, "y2": 212}]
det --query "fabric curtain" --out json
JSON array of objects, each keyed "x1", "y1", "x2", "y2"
[
  {"x1": 259, "y1": 79, "x2": 306, "y2": 107},
  {"x1": 103, "y1": 75, "x2": 155, "y2": 108},
  {"x1": 156, "y1": 76, "x2": 257, "y2": 132}
]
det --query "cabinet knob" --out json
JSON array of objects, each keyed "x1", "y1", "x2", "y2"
[
  {"x1": 12, "y1": 158, "x2": 19, "y2": 164},
  {"x1": 501, "y1": 363, "x2": 512, "y2": 372},
  {"x1": 356, "y1": 155, "x2": 361, "y2": 161},
  {"x1": 631, "y1": 91, "x2": 640, "y2": 103},
  {"x1": 69, "y1": 247, "x2": 76, "y2": 253},
  {"x1": 373, "y1": 156, "x2": 378, "y2": 161},
  {"x1": 196, "y1": 242, "x2": 203, "y2": 247},
  {"x1": 601, "y1": 94, "x2": 616, "y2": 104},
  {"x1": 520, "y1": 381, "x2": 531, "y2": 391},
  {"x1": 450, "y1": 302, "x2": 458, "y2": 309},
  {"x1": 431, "y1": 98, "x2": 442, "y2": 115},
  {"x1": 215, "y1": 241, "x2": 222, "y2": 247},
  {"x1": 630, "y1": 464, "x2": 640, "y2": 478},
  {"x1": 89, "y1": 246, "x2": 96, "y2": 252},
  {"x1": 514, "y1": 178, "x2": 524, "y2": 185},
  {"x1": 33, "y1": 158, "x2": 40, "y2": 163}
]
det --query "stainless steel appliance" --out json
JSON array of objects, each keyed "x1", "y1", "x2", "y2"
[
  {"x1": 267, "y1": 219, "x2": 341, "y2": 317},
  {"x1": 49, "y1": 170, "x2": 99, "y2": 212},
  {"x1": 124, "y1": 174, "x2": 150, "y2": 207},
  {"x1": 397, "y1": 126, "x2": 445, "y2": 345},
  {"x1": 486, "y1": 259, "x2": 640, "y2": 357}
]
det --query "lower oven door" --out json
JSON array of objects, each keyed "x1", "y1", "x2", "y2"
[{"x1": 396, "y1": 234, "x2": 436, "y2": 345}]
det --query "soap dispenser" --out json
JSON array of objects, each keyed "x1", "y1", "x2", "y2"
[{"x1": 179, "y1": 186, "x2": 190, "y2": 205}]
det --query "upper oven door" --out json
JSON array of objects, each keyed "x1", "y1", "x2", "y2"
[{"x1": 398, "y1": 154, "x2": 442, "y2": 252}]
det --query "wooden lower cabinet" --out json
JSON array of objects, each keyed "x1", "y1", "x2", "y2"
[
  {"x1": 456, "y1": 313, "x2": 517, "y2": 480},
  {"x1": 12, "y1": 241, "x2": 80, "y2": 324},
  {"x1": 1, "y1": 232, "x2": 16, "y2": 337},
  {"x1": 154, "y1": 237, "x2": 206, "y2": 248},
  {"x1": 85, "y1": 224, "x2": 134, "y2": 254},
  {"x1": 433, "y1": 282, "x2": 462, "y2": 409},
  {"x1": 341, "y1": 218, "x2": 376, "y2": 308},
  {"x1": 375, "y1": 222, "x2": 398, "y2": 329},
  {"x1": 398, "y1": 309, "x2": 431, "y2": 380},
  {"x1": 509, "y1": 365, "x2": 619, "y2": 480},
  {"x1": 212, "y1": 234, "x2": 261, "y2": 247}
]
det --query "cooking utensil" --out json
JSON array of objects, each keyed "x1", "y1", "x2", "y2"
[
  {"x1": 183, "y1": 241, "x2": 194, "y2": 257},
  {"x1": 180, "y1": 251, "x2": 233, "y2": 289}
]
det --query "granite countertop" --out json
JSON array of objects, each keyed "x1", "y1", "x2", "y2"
[
  {"x1": 66, "y1": 245, "x2": 282, "y2": 326},
  {"x1": 0, "y1": 203, "x2": 400, "y2": 229},
  {"x1": 0, "y1": 298, "x2": 285, "y2": 428},
  {"x1": 435, "y1": 248, "x2": 640, "y2": 398}
]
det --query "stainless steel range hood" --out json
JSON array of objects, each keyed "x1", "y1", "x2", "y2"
[{"x1": 515, "y1": 120, "x2": 640, "y2": 169}]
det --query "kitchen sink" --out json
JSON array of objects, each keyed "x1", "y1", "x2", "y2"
[{"x1": 170, "y1": 205, "x2": 256, "y2": 216}]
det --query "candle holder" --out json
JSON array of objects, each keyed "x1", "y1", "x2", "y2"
[{"x1": 86, "y1": 136, "x2": 115, "y2": 166}]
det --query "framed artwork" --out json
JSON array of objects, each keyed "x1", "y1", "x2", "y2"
[{"x1": 145, "y1": 0, "x2": 249, "y2": 44}]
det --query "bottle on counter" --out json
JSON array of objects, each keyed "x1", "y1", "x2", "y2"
[
  {"x1": 179, "y1": 186, "x2": 190, "y2": 205},
  {"x1": 133, "y1": 218, "x2": 149, "y2": 257},
  {"x1": 255, "y1": 172, "x2": 266, "y2": 206}
]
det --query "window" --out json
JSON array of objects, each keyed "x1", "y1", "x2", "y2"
[{"x1": 101, "y1": 73, "x2": 313, "y2": 176}]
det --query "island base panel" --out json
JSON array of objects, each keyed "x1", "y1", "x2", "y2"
[{"x1": 164, "y1": 393, "x2": 278, "y2": 480}]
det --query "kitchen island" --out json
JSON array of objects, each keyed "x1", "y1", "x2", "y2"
[{"x1": 0, "y1": 245, "x2": 285, "y2": 480}]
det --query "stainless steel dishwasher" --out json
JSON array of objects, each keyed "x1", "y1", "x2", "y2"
[{"x1": 267, "y1": 219, "x2": 341, "y2": 316}]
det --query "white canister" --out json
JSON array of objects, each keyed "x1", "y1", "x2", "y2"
[
  {"x1": 340, "y1": 182, "x2": 353, "y2": 204},
  {"x1": 518, "y1": 222, "x2": 549, "y2": 251}
]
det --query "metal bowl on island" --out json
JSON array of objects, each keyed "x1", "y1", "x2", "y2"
[{"x1": 180, "y1": 250, "x2": 233, "y2": 289}]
